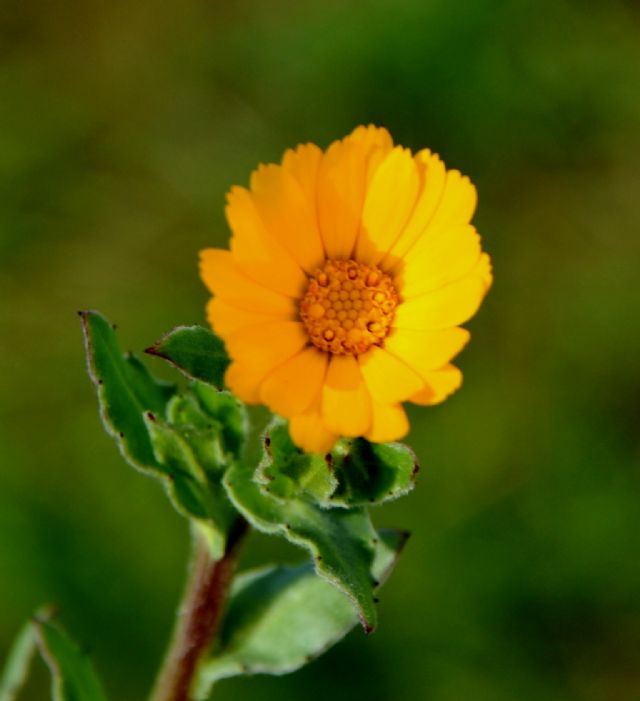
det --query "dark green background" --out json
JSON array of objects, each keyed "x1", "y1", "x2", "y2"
[{"x1": 1, "y1": 1, "x2": 639, "y2": 699}]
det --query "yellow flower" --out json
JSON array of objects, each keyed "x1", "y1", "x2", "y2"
[{"x1": 200, "y1": 125, "x2": 492, "y2": 453}]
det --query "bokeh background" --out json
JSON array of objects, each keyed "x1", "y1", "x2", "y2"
[{"x1": 1, "y1": 0, "x2": 639, "y2": 699}]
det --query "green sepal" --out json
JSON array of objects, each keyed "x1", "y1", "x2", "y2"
[
  {"x1": 329, "y1": 438, "x2": 419, "y2": 507},
  {"x1": 259, "y1": 420, "x2": 418, "y2": 508},
  {"x1": 194, "y1": 529, "x2": 408, "y2": 694},
  {"x1": 79, "y1": 310, "x2": 176, "y2": 470},
  {"x1": 144, "y1": 413, "x2": 238, "y2": 560},
  {"x1": 256, "y1": 420, "x2": 338, "y2": 503},
  {"x1": 33, "y1": 618, "x2": 109, "y2": 701},
  {"x1": 168, "y1": 383, "x2": 248, "y2": 465},
  {"x1": 223, "y1": 458, "x2": 380, "y2": 632},
  {"x1": 0, "y1": 620, "x2": 38, "y2": 701},
  {"x1": 145, "y1": 325, "x2": 230, "y2": 389}
]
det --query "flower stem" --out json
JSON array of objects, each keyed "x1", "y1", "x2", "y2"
[{"x1": 149, "y1": 519, "x2": 248, "y2": 701}]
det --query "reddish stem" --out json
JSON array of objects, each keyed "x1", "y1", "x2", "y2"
[{"x1": 150, "y1": 520, "x2": 248, "y2": 701}]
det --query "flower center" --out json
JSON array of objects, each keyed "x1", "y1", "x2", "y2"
[{"x1": 300, "y1": 259, "x2": 399, "y2": 355}]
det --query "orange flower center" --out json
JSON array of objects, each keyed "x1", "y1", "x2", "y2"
[{"x1": 300, "y1": 259, "x2": 399, "y2": 355}]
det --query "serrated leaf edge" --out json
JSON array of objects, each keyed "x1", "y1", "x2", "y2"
[
  {"x1": 79, "y1": 310, "x2": 163, "y2": 477},
  {"x1": 80, "y1": 311, "x2": 227, "y2": 558},
  {"x1": 330, "y1": 441, "x2": 420, "y2": 508},
  {"x1": 197, "y1": 529, "x2": 410, "y2": 689},
  {"x1": 32, "y1": 616, "x2": 108, "y2": 701},
  {"x1": 200, "y1": 564, "x2": 352, "y2": 684},
  {"x1": 223, "y1": 463, "x2": 378, "y2": 633},
  {"x1": 143, "y1": 412, "x2": 227, "y2": 559},
  {"x1": 145, "y1": 324, "x2": 226, "y2": 389}
]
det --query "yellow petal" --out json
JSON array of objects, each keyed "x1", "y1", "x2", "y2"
[
  {"x1": 396, "y1": 224, "x2": 482, "y2": 299},
  {"x1": 366, "y1": 401, "x2": 409, "y2": 443},
  {"x1": 424, "y1": 169, "x2": 477, "y2": 235},
  {"x1": 356, "y1": 147, "x2": 421, "y2": 266},
  {"x1": 316, "y1": 138, "x2": 368, "y2": 260},
  {"x1": 224, "y1": 361, "x2": 264, "y2": 404},
  {"x1": 410, "y1": 364, "x2": 463, "y2": 405},
  {"x1": 347, "y1": 124, "x2": 394, "y2": 182},
  {"x1": 206, "y1": 298, "x2": 291, "y2": 337},
  {"x1": 384, "y1": 327, "x2": 470, "y2": 375},
  {"x1": 249, "y1": 164, "x2": 324, "y2": 273},
  {"x1": 348, "y1": 124, "x2": 394, "y2": 153},
  {"x1": 358, "y1": 346, "x2": 424, "y2": 404},
  {"x1": 199, "y1": 249, "x2": 294, "y2": 315},
  {"x1": 393, "y1": 254, "x2": 491, "y2": 331},
  {"x1": 225, "y1": 320, "x2": 308, "y2": 378},
  {"x1": 289, "y1": 405, "x2": 338, "y2": 454},
  {"x1": 317, "y1": 127, "x2": 394, "y2": 260},
  {"x1": 226, "y1": 186, "x2": 306, "y2": 298},
  {"x1": 223, "y1": 321, "x2": 309, "y2": 404},
  {"x1": 281, "y1": 143, "x2": 323, "y2": 207},
  {"x1": 476, "y1": 252, "x2": 494, "y2": 291},
  {"x1": 322, "y1": 354, "x2": 372, "y2": 437},
  {"x1": 260, "y1": 347, "x2": 328, "y2": 417},
  {"x1": 387, "y1": 167, "x2": 477, "y2": 274},
  {"x1": 381, "y1": 150, "x2": 447, "y2": 268}
]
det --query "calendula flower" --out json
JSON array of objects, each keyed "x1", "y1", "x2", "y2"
[{"x1": 200, "y1": 125, "x2": 492, "y2": 453}]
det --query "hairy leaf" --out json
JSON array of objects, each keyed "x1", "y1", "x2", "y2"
[
  {"x1": 0, "y1": 620, "x2": 38, "y2": 701},
  {"x1": 259, "y1": 420, "x2": 418, "y2": 508},
  {"x1": 256, "y1": 420, "x2": 337, "y2": 503},
  {"x1": 144, "y1": 414, "x2": 238, "y2": 559},
  {"x1": 146, "y1": 325, "x2": 230, "y2": 388},
  {"x1": 224, "y1": 459, "x2": 379, "y2": 632},
  {"x1": 80, "y1": 311, "x2": 242, "y2": 556},
  {"x1": 33, "y1": 619, "x2": 109, "y2": 701},
  {"x1": 195, "y1": 529, "x2": 408, "y2": 695},
  {"x1": 168, "y1": 384, "x2": 248, "y2": 465},
  {"x1": 79, "y1": 310, "x2": 175, "y2": 471},
  {"x1": 330, "y1": 438, "x2": 418, "y2": 506}
]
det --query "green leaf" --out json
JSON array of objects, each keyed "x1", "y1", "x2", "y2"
[
  {"x1": 168, "y1": 384, "x2": 248, "y2": 464},
  {"x1": 79, "y1": 310, "x2": 176, "y2": 471},
  {"x1": 0, "y1": 620, "x2": 38, "y2": 701},
  {"x1": 33, "y1": 618, "x2": 109, "y2": 701},
  {"x1": 144, "y1": 413, "x2": 238, "y2": 559},
  {"x1": 329, "y1": 438, "x2": 418, "y2": 507},
  {"x1": 80, "y1": 312, "x2": 241, "y2": 554},
  {"x1": 258, "y1": 420, "x2": 418, "y2": 508},
  {"x1": 145, "y1": 325, "x2": 230, "y2": 388},
  {"x1": 194, "y1": 529, "x2": 409, "y2": 694},
  {"x1": 256, "y1": 420, "x2": 337, "y2": 503},
  {"x1": 223, "y1": 458, "x2": 380, "y2": 632}
]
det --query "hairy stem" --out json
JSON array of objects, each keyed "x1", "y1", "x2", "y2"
[{"x1": 150, "y1": 519, "x2": 248, "y2": 701}]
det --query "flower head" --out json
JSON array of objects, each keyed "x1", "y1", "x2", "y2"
[{"x1": 200, "y1": 125, "x2": 492, "y2": 453}]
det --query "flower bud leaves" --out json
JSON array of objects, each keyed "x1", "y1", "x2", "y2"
[
  {"x1": 258, "y1": 419, "x2": 419, "y2": 508},
  {"x1": 256, "y1": 420, "x2": 338, "y2": 503},
  {"x1": 224, "y1": 419, "x2": 418, "y2": 630},
  {"x1": 329, "y1": 437, "x2": 419, "y2": 507}
]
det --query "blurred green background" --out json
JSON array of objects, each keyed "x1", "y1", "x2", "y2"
[{"x1": 1, "y1": 0, "x2": 639, "y2": 699}]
